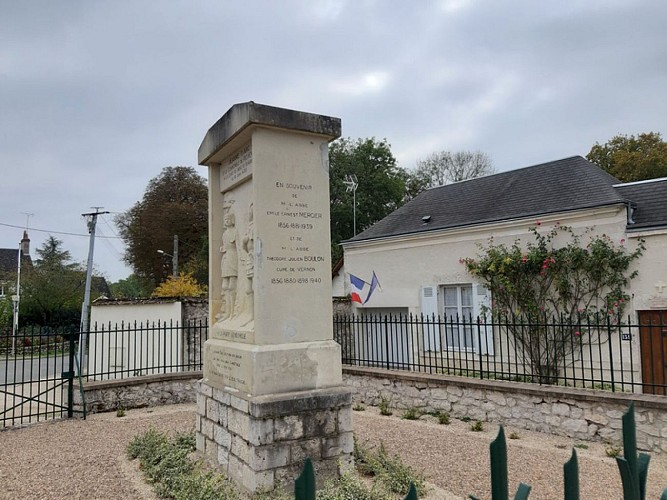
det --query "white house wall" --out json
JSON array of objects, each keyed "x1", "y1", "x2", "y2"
[{"x1": 343, "y1": 206, "x2": 632, "y2": 315}]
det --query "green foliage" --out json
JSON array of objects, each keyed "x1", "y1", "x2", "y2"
[
  {"x1": 574, "y1": 443, "x2": 588, "y2": 449},
  {"x1": 353, "y1": 440, "x2": 427, "y2": 497},
  {"x1": 606, "y1": 445, "x2": 622, "y2": 458},
  {"x1": 318, "y1": 471, "x2": 394, "y2": 500},
  {"x1": 329, "y1": 137, "x2": 411, "y2": 261},
  {"x1": 587, "y1": 132, "x2": 667, "y2": 183},
  {"x1": 378, "y1": 395, "x2": 393, "y2": 416},
  {"x1": 151, "y1": 272, "x2": 207, "y2": 298},
  {"x1": 436, "y1": 412, "x2": 451, "y2": 425},
  {"x1": 19, "y1": 237, "x2": 86, "y2": 326},
  {"x1": 353, "y1": 403, "x2": 366, "y2": 411},
  {"x1": 127, "y1": 429, "x2": 239, "y2": 499},
  {"x1": 116, "y1": 166, "x2": 208, "y2": 290},
  {"x1": 464, "y1": 223, "x2": 644, "y2": 383},
  {"x1": 116, "y1": 408, "x2": 126, "y2": 417},
  {"x1": 109, "y1": 273, "x2": 152, "y2": 299},
  {"x1": 470, "y1": 421, "x2": 484, "y2": 432},
  {"x1": 508, "y1": 432, "x2": 520, "y2": 440},
  {"x1": 412, "y1": 150, "x2": 494, "y2": 189},
  {"x1": 0, "y1": 296, "x2": 13, "y2": 329},
  {"x1": 401, "y1": 407, "x2": 421, "y2": 420}
]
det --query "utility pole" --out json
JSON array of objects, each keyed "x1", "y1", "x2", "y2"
[
  {"x1": 173, "y1": 234, "x2": 178, "y2": 277},
  {"x1": 78, "y1": 208, "x2": 109, "y2": 368}
]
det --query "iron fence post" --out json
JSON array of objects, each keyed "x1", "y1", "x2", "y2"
[{"x1": 66, "y1": 330, "x2": 76, "y2": 418}]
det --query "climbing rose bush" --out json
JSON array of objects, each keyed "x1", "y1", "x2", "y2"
[{"x1": 462, "y1": 223, "x2": 644, "y2": 383}]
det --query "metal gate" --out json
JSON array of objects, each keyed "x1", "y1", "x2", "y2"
[{"x1": 1, "y1": 327, "x2": 85, "y2": 428}]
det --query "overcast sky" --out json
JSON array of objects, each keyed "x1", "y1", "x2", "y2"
[{"x1": 2, "y1": 0, "x2": 666, "y2": 282}]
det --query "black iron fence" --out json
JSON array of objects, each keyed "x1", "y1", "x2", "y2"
[
  {"x1": 1, "y1": 325, "x2": 84, "y2": 428},
  {"x1": 83, "y1": 319, "x2": 208, "y2": 381},
  {"x1": 333, "y1": 312, "x2": 667, "y2": 396},
  {"x1": 1, "y1": 320, "x2": 208, "y2": 427}
]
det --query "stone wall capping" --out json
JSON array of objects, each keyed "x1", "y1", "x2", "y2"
[{"x1": 343, "y1": 366, "x2": 667, "y2": 411}]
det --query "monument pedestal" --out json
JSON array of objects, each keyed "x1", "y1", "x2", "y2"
[
  {"x1": 196, "y1": 382, "x2": 353, "y2": 492},
  {"x1": 196, "y1": 102, "x2": 350, "y2": 493}
]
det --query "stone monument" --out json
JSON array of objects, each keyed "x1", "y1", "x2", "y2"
[{"x1": 196, "y1": 102, "x2": 353, "y2": 493}]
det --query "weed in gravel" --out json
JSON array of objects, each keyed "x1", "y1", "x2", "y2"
[
  {"x1": 353, "y1": 439, "x2": 427, "y2": 497},
  {"x1": 605, "y1": 445, "x2": 622, "y2": 458},
  {"x1": 116, "y1": 408, "x2": 126, "y2": 417},
  {"x1": 378, "y1": 395, "x2": 393, "y2": 416},
  {"x1": 353, "y1": 403, "x2": 366, "y2": 411},
  {"x1": 460, "y1": 416, "x2": 472, "y2": 422},
  {"x1": 401, "y1": 407, "x2": 421, "y2": 420},
  {"x1": 508, "y1": 432, "x2": 520, "y2": 440},
  {"x1": 436, "y1": 412, "x2": 451, "y2": 425},
  {"x1": 470, "y1": 421, "x2": 484, "y2": 432},
  {"x1": 574, "y1": 443, "x2": 588, "y2": 450}
]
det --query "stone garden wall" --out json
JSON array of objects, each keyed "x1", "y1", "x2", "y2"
[
  {"x1": 344, "y1": 366, "x2": 667, "y2": 453},
  {"x1": 74, "y1": 372, "x2": 201, "y2": 414}
]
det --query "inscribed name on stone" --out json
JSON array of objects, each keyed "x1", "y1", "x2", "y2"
[{"x1": 220, "y1": 143, "x2": 252, "y2": 192}]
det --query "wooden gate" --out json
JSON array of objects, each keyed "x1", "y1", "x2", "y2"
[{"x1": 639, "y1": 310, "x2": 667, "y2": 395}]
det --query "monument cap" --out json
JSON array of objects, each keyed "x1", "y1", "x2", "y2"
[{"x1": 198, "y1": 101, "x2": 342, "y2": 165}]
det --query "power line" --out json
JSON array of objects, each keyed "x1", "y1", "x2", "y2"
[{"x1": 0, "y1": 221, "x2": 122, "y2": 239}]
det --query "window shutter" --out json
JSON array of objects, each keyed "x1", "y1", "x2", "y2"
[
  {"x1": 473, "y1": 284, "x2": 494, "y2": 355},
  {"x1": 420, "y1": 285, "x2": 440, "y2": 351}
]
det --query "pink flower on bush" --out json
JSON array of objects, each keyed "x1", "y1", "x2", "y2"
[
  {"x1": 620, "y1": 238, "x2": 626, "y2": 245},
  {"x1": 574, "y1": 331, "x2": 581, "y2": 337},
  {"x1": 522, "y1": 255, "x2": 528, "y2": 263},
  {"x1": 536, "y1": 220, "x2": 542, "y2": 226}
]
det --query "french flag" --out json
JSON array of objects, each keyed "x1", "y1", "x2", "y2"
[
  {"x1": 349, "y1": 274, "x2": 366, "y2": 304},
  {"x1": 364, "y1": 271, "x2": 380, "y2": 304}
]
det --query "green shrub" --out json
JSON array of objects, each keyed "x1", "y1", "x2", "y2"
[
  {"x1": 353, "y1": 403, "x2": 366, "y2": 411},
  {"x1": 470, "y1": 421, "x2": 484, "y2": 432},
  {"x1": 353, "y1": 440, "x2": 427, "y2": 497},
  {"x1": 508, "y1": 432, "x2": 520, "y2": 440},
  {"x1": 378, "y1": 395, "x2": 393, "y2": 416},
  {"x1": 437, "y1": 412, "x2": 451, "y2": 425},
  {"x1": 401, "y1": 407, "x2": 420, "y2": 420}
]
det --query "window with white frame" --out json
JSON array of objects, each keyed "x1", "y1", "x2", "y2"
[
  {"x1": 442, "y1": 284, "x2": 475, "y2": 350},
  {"x1": 420, "y1": 283, "x2": 494, "y2": 355}
]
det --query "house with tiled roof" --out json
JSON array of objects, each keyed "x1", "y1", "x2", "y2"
[
  {"x1": 0, "y1": 231, "x2": 32, "y2": 297},
  {"x1": 341, "y1": 156, "x2": 667, "y2": 392}
]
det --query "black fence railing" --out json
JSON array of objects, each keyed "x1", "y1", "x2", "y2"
[
  {"x1": 83, "y1": 319, "x2": 208, "y2": 381},
  {"x1": 333, "y1": 312, "x2": 667, "y2": 396},
  {"x1": 1, "y1": 324, "x2": 84, "y2": 428},
  {"x1": 1, "y1": 320, "x2": 208, "y2": 427}
]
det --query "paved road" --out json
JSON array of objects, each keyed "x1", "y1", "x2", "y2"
[{"x1": 0, "y1": 354, "x2": 70, "y2": 384}]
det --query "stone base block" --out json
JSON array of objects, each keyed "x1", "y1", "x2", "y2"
[
  {"x1": 203, "y1": 338, "x2": 343, "y2": 396},
  {"x1": 195, "y1": 380, "x2": 353, "y2": 494}
]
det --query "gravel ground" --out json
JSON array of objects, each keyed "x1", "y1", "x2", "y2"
[{"x1": 0, "y1": 403, "x2": 665, "y2": 499}]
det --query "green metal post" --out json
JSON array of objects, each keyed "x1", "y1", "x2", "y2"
[
  {"x1": 294, "y1": 458, "x2": 316, "y2": 500},
  {"x1": 563, "y1": 449, "x2": 579, "y2": 500}
]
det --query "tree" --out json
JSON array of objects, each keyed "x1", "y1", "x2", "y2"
[
  {"x1": 115, "y1": 167, "x2": 208, "y2": 290},
  {"x1": 463, "y1": 223, "x2": 644, "y2": 383},
  {"x1": 587, "y1": 132, "x2": 667, "y2": 183},
  {"x1": 20, "y1": 237, "x2": 86, "y2": 326},
  {"x1": 151, "y1": 273, "x2": 207, "y2": 298},
  {"x1": 329, "y1": 138, "x2": 410, "y2": 261},
  {"x1": 109, "y1": 274, "x2": 151, "y2": 299},
  {"x1": 412, "y1": 150, "x2": 494, "y2": 189}
]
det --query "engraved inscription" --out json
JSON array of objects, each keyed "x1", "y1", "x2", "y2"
[
  {"x1": 265, "y1": 179, "x2": 326, "y2": 287},
  {"x1": 220, "y1": 143, "x2": 252, "y2": 192},
  {"x1": 210, "y1": 349, "x2": 248, "y2": 388}
]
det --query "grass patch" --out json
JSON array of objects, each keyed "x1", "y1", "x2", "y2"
[
  {"x1": 401, "y1": 407, "x2": 421, "y2": 420},
  {"x1": 470, "y1": 421, "x2": 484, "y2": 432},
  {"x1": 354, "y1": 439, "x2": 427, "y2": 497},
  {"x1": 508, "y1": 432, "x2": 520, "y2": 440},
  {"x1": 574, "y1": 443, "x2": 588, "y2": 450},
  {"x1": 353, "y1": 403, "x2": 366, "y2": 411},
  {"x1": 435, "y1": 412, "x2": 451, "y2": 425},
  {"x1": 128, "y1": 429, "x2": 427, "y2": 499},
  {"x1": 605, "y1": 445, "x2": 622, "y2": 458},
  {"x1": 378, "y1": 395, "x2": 393, "y2": 416}
]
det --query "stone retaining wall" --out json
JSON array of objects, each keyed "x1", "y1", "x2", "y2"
[
  {"x1": 74, "y1": 371, "x2": 201, "y2": 414},
  {"x1": 344, "y1": 366, "x2": 667, "y2": 453}
]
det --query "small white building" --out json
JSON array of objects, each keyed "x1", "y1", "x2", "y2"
[{"x1": 341, "y1": 156, "x2": 667, "y2": 392}]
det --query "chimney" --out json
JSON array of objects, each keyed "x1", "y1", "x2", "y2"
[{"x1": 20, "y1": 230, "x2": 30, "y2": 256}]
